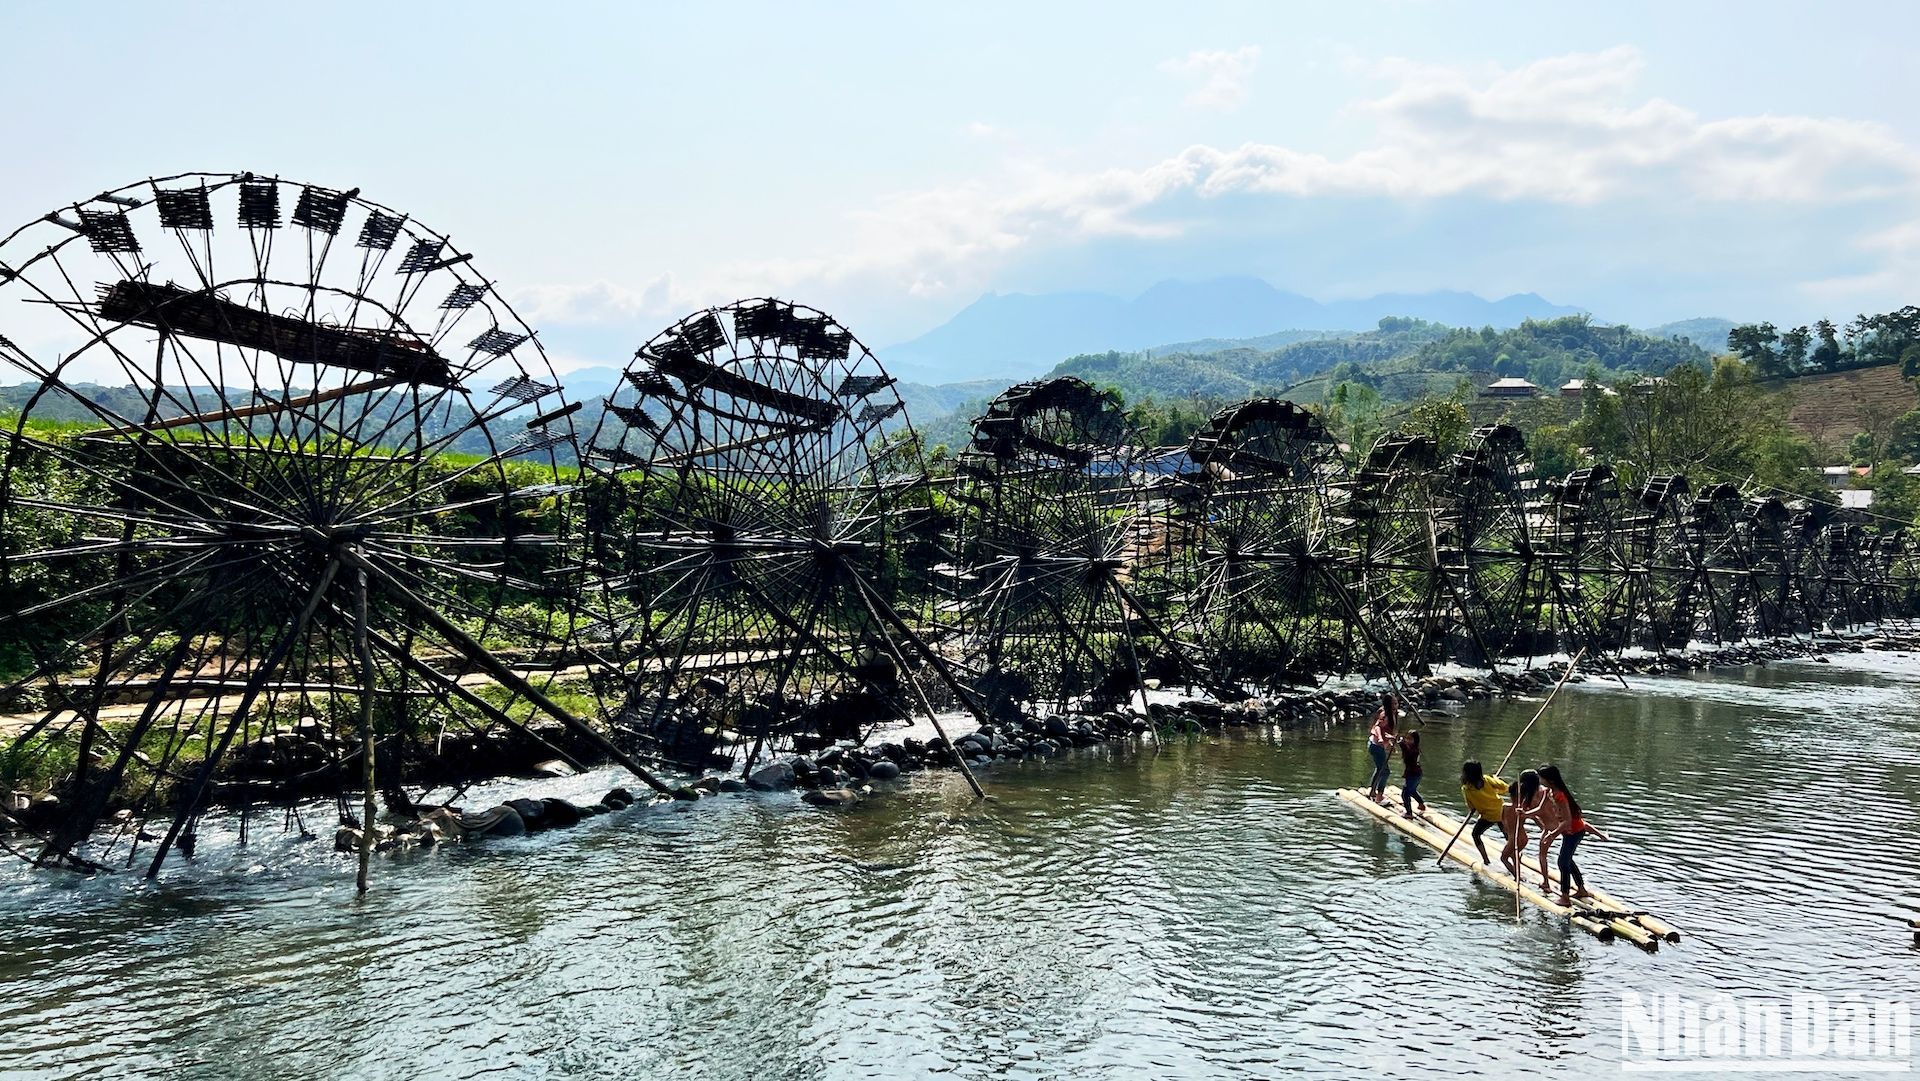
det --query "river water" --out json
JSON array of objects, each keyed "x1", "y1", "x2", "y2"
[{"x1": 2, "y1": 651, "x2": 1917, "y2": 1079}]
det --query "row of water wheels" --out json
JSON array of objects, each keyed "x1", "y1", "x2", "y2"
[{"x1": 1, "y1": 173, "x2": 1914, "y2": 877}]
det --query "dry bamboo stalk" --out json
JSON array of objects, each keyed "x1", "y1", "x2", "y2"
[
  {"x1": 1419, "y1": 795, "x2": 1667, "y2": 949},
  {"x1": 1435, "y1": 647, "x2": 1588, "y2": 868},
  {"x1": 1336, "y1": 788, "x2": 1619, "y2": 944},
  {"x1": 355, "y1": 567, "x2": 377, "y2": 895}
]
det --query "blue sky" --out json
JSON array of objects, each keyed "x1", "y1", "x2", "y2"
[{"x1": 3, "y1": 2, "x2": 1917, "y2": 371}]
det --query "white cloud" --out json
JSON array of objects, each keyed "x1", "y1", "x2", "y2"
[
  {"x1": 838, "y1": 46, "x2": 1920, "y2": 294},
  {"x1": 510, "y1": 275, "x2": 689, "y2": 326},
  {"x1": 1160, "y1": 46, "x2": 1262, "y2": 111},
  {"x1": 525, "y1": 47, "x2": 1920, "y2": 329}
]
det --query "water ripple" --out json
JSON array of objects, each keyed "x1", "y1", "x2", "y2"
[{"x1": 3, "y1": 656, "x2": 1919, "y2": 1079}]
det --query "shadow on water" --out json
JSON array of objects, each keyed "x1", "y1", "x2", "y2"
[{"x1": 2, "y1": 653, "x2": 1919, "y2": 1079}]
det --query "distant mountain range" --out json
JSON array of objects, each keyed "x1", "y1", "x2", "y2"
[{"x1": 875, "y1": 277, "x2": 1591, "y2": 383}]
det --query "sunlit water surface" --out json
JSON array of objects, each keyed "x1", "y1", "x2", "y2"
[{"x1": 3, "y1": 652, "x2": 1918, "y2": 1079}]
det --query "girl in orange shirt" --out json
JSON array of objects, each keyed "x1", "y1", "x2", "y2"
[{"x1": 1537, "y1": 763, "x2": 1610, "y2": 907}]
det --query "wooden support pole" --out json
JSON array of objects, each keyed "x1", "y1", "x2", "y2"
[
  {"x1": 340, "y1": 547, "x2": 675, "y2": 797},
  {"x1": 354, "y1": 567, "x2": 377, "y2": 894},
  {"x1": 843, "y1": 574, "x2": 988, "y2": 800}
]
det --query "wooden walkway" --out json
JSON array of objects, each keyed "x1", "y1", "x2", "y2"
[{"x1": 1337, "y1": 785, "x2": 1681, "y2": 951}]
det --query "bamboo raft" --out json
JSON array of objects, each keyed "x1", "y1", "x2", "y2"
[{"x1": 1337, "y1": 785, "x2": 1681, "y2": 952}]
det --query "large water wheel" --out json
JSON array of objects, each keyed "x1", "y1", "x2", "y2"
[
  {"x1": 578, "y1": 300, "x2": 967, "y2": 772},
  {"x1": 1172, "y1": 399, "x2": 1345, "y2": 689},
  {"x1": 0, "y1": 173, "x2": 607, "y2": 875},
  {"x1": 1338, "y1": 432, "x2": 1450, "y2": 675},
  {"x1": 948, "y1": 377, "x2": 1176, "y2": 719},
  {"x1": 1434, "y1": 424, "x2": 1548, "y2": 666},
  {"x1": 1742, "y1": 497, "x2": 1805, "y2": 636},
  {"x1": 1620, "y1": 474, "x2": 1700, "y2": 651},
  {"x1": 1535, "y1": 465, "x2": 1634, "y2": 655},
  {"x1": 1684, "y1": 482, "x2": 1757, "y2": 643}
]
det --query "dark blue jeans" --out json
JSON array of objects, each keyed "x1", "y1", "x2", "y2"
[
  {"x1": 1368, "y1": 742, "x2": 1389, "y2": 794},
  {"x1": 1558, "y1": 830, "x2": 1586, "y2": 891},
  {"x1": 1401, "y1": 773, "x2": 1425, "y2": 814}
]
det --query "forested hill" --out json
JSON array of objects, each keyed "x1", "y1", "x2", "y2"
[
  {"x1": 912, "y1": 315, "x2": 1712, "y2": 450},
  {"x1": 1062, "y1": 315, "x2": 1704, "y2": 409}
]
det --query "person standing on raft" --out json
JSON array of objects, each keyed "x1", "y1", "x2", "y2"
[
  {"x1": 1458, "y1": 760, "x2": 1509, "y2": 863},
  {"x1": 1399, "y1": 730, "x2": 1427, "y2": 817},
  {"x1": 1502, "y1": 769, "x2": 1541, "y2": 876},
  {"x1": 1365, "y1": 694, "x2": 1398, "y2": 804},
  {"x1": 1535, "y1": 764, "x2": 1610, "y2": 907}
]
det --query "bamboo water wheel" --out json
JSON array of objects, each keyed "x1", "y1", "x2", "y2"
[
  {"x1": 1435, "y1": 424, "x2": 1547, "y2": 666},
  {"x1": 1683, "y1": 482, "x2": 1757, "y2": 643},
  {"x1": 0, "y1": 173, "x2": 596, "y2": 875},
  {"x1": 948, "y1": 377, "x2": 1171, "y2": 719},
  {"x1": 1621, "y1": 474, "x2": 1699, "y2": 651},
  {"x1": 1172, "y1": 399, "x2": 1345, "y2": 689},
  {"x1": 1339, "y1": 432, "x2": 1450, "y2": 674},
  {"x1": 1535, "y1": 465, "x2": 1635, "y2": 654},
  {"x1": 1741, "y1": 496, "x2": 1803, "y2": 636},
  {"x1": 578, "y1": 299, "x2": 954, "y2": 770}
]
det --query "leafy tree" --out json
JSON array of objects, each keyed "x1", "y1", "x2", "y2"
[
  {"x1": 1888, "y1": 408, "x2": 1920, "y2": 460},
  {"x1": 1779, "y1": 325, "x2": 1811, "y2": 372},
  {"x1": 1846, "y1": 306, "x2": 1920, "y2": 367},
  {"x1": 1865, "y1": 461, "x2": 1920, "y2": 525},
  {"x1": 1526, "y1": 423, "x2": 1584, "y2": 479},
  {"x1": 1402, "y1": 396, "x2": 1472, "y2": 454},
  {"x1": 1727, "y1": 322, "x2": 1782, "y2": 374},
  {"x1": 1323, "y1": 380, "x2": 1384, "y2": 454},
  {"x1": 1811, "y1": 319, "x2": 1844, "y2": 372}
]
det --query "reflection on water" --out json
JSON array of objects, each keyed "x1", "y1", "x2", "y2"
[{"x1": 3, "y1": 652, "x2": 1919, "y2": 1080}]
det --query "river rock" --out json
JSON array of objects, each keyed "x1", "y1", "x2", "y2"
[
  {"x1": 459, "y1": 804, "x2": 527, "y2": 838},
  {"x1": 868, "y1": 760, "x2": 901, "y2": 781},
  {"x1": 507, "y1": 798, "x2": 548, "y2": 829},
  {"x1": 540, "y1": 799, "x2": 584, "y2": 828},
  {"x1": 747, "y1": 760, "x2": 797, "y2": 791},
  {"x1": 530, "y1": 759, "x2": 576, "y2": 779},
  {"x1": 801, "y1": 787, "x2": 863, "y2": 808},
  {"x1": 717, "y1": 778, "x2": 748, "y2": 794}
]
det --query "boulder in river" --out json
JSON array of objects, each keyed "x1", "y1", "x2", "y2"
[
  {"x1": 459, "y1": 805, "x2": 527, "y2": 838},
  {"x1": 747, "y1": 760, "x2": 797, "y2": 791}
]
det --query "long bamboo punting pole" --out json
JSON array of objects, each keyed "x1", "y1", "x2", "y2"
[{"x1": 1435, "y1": 646, "x2": 1588, "y2": 868}]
